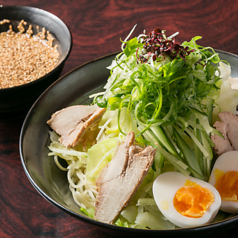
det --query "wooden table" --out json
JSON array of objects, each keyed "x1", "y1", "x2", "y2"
[{"x1": 1, "y1": 0, "x2": 238, "y2": 237}]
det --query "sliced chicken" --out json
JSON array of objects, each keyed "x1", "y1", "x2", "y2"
[
  {"x1": 211, "y1": 111, "x2": 238, "y2": 155},
  {"x1": 95, "y1": 131, "x2": 156, "y2": 224},
  {"x1": 211, "y1": 121, "x2": 234, "y2": 156},
  {"x1": 219, "y1": 111, "x2": 238, "y2": 150},
  {"x1": 47, "y1": 105, "x2": 105, "y2": 148}
]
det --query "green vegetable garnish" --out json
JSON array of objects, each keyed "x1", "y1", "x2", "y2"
[{"x1": 94, "y1": 27, "x2": 223, "y2": 181}]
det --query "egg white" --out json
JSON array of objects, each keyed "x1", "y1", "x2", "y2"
[
  {"x1": 209, "y1": 151, "x2": 238, "y2": 214},
  {"x1": 153, "y1": 171, "x2": 221, "y2": 228}
]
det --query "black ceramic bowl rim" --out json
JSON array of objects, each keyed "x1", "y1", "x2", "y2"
[
  {"x1": 19, "y1": 50, "x2": 238, "y2": 238},
  {"x1": 0, "y1": 5, "x2": 72, "y2": 92}
]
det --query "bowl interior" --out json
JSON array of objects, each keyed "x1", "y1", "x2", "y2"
[{"x1": 20, "y1": 51, "x2": 238, "y2": 238}]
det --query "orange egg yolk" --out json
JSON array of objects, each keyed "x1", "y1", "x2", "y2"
[
  {"x1": 214, "y1": 170, "x2": 238, "y2": 201},
  {"x1": 173, "y1": 180, "x2": 214, "y2": 218}
]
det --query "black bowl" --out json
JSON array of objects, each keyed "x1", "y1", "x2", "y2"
[
  {"x1": 19, "y1": 51, "x2": 238, "y2": 238},
  {"x1": 0, "y1": 5, "x2": 72, "y2": 119}
]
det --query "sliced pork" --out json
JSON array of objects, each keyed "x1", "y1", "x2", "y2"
[
  {"x1": 95, "y1": 131, "x2": 156, "y2": 224},
  {"x1": 47, "y1": 105, "x2": 105, "y2": 148},
  {"x1": 211, "y1": 111, "x2": 238, "y2": 155},
  {"x1": 218, "y1": 111, "x2": 238, "y2": 150},
  {"x1": 211, "y1": 121, "x2": 234, "y2": 156}
]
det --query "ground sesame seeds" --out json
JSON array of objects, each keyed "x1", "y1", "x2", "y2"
[
  {"x1": 0, "y1": 19, "x2": 10, "y2": 25},
  {"x1": 0, "y1": 20, "x2": 60, "y2": 89}
]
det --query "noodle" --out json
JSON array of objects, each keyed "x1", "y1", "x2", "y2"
[{"x1": 48, "y1": 131, "x2": 97, "y2": 209}]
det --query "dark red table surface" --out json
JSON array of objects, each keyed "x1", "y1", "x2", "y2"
[{"x1": 1, "y1": 0, "x2": 238, "y2": 237}]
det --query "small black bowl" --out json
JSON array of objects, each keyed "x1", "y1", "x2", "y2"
[{"x1": 0, "y1": 5, "x2": 72, "y2": 119}]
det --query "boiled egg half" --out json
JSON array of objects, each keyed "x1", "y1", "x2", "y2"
[
  {"x1": 209, "y1": 151, "x2": 238, "y2": 214},
  {"x1": 153, "y1": 172, "x2": 221, "y2": 228}
]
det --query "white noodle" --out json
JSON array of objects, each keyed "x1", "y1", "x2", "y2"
[
  {"x1": 53, "y1": 155, "x2": 68, "y2": 171},
  {"x1": 48, "y1": 130, "x2": 98, "y2": 209}
]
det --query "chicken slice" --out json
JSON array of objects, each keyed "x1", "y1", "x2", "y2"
[
  {"x1": 95, "y1": 131, "x2": 156, "y2": 224},
  {"x1": 218, "y1": 111, "x2": 238, "y2": 150},
  {"x1": 211, "y1": 111, "x2": 238, "y2": 155},
  {"x1": 211, "y1": 121, "x2": 234, "y2": 156},
  {"x1": 47, "y1": 105, "x2": 105, "y2": 148}
]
